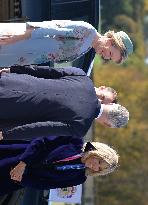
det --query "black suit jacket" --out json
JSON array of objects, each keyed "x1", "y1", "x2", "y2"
[{"x1": 0, "y1": 65, "x2": 100, "y2": 139}]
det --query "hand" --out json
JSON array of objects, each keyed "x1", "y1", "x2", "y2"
[
  {"x1": 10, "y1": 161, "x2": 26, "y2": 182},
  {"x1": 0, "y1": 68, "x2": 10, "y2": 74},
  {"x1": 0, "y1": 132, "x2": 3, "y2": 140}
]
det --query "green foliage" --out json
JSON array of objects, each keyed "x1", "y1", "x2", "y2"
[
  {"x1": 144, "y1": 16, "x2": 148, "y2": 39},
  {"x1": 93, "y1": 64, "x2": 148, "y2": 205},
  {"x1": 114, "y1": 15, "x2": 137, "y2": 33},
  {"x1": 130, "y1": 0, "x2": 144, "y2": 21},
  {"x1": 101, "y1": 0, "x2": 145, "y2": 68},
  {"x1": 101, "y1": 0, "x2": 134, "y2": 31},
  {"x1": 144, "y1": 0, "x2": 148, "y2": 14},
  {"x1": 94, "y1": 1, "x2": 147, "y2": 204}
]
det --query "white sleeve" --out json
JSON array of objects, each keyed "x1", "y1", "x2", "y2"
[
  {"x1": 28, "y1": 20, "x2": 97, "y2": 41},
  {"x1": 0, "y1": 23, "x2": 26, "y2": 36}
]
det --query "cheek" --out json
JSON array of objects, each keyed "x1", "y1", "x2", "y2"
[
  {"x1": 113, "y1": 48, "x2": 121, "y2": 61},
  {"x1": 85, "y1": 159, "x2": 91, "y2": 167},
  {"x1": 115, "y1": 49, "x2": 120, "y2": 57},
  {"x1": 106, "y1": 94, "x2": 114, "y2": 103},
  {"x1": 93, "y1": 159, "x2": 100, "y2": 167},
  {"x1": 96, "y1": 47, "x2": 102, "y2": 55},
  {"x1": 94, "y1": 163, "x2": 101, "y2": 172}
]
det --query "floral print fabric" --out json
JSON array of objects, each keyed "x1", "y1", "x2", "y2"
[{"x1": 0, "y1": 20, "x2": 97, "y2": 67}]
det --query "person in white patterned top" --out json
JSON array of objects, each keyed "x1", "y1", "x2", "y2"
[{"x1": 0, "y1": 20, "x2": 133, "y2": 67}]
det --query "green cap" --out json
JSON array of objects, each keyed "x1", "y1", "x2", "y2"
[{"x1": 116, "y1": 31, "x2": 133, "y2": 57}]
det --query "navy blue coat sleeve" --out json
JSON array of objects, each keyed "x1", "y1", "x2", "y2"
[
  {"x1": 2, "y1": 121, "x2": 74, "y2": 140},
  {"x1": 19, "y1": 136, "x2": 83, "y2": 164},
  {"x1": 10, "y1": 65, "x2": 86, "y2": 79}
]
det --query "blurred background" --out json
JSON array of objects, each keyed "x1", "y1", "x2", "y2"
[
  {"x1": 94, "y1": 1, "x2": 148, "y2": 205},
  {"x1": 0, "y1": 0, "x2": 148, "y2": 205}
]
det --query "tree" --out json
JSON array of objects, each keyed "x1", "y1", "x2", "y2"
[{"x1": 93, "y1": 64, "x2": 148, "y2": 205}]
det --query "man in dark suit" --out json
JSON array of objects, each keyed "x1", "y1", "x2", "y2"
[
  {"x1": 0, "y1": 65, "x2": 100, "y2": 139},
  {"x1": 0, "y1": 65, "x2": 129, "y2": 140}
]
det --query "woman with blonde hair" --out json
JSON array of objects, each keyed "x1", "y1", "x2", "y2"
[
  {"x1": 0, "y1": 20, "x2": 133, "y2": 66},
  {"x1": 0, "y1": 136, "x2": 119, "y2": 195}
]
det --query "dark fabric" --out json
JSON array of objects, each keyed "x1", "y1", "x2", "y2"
[
  {"x1": 0, "y1": 65, "x2": 100, "y2": 139},
  {"x1": 0, "y1": 136, "x2": 86, "y2": 195}
]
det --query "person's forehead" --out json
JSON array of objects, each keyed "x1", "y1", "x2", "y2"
[
  {"x1": 105, "y1": 90, "x2": 114, "y2": 96},
  {"x1": 103, "y1": 90, "x2": 114, "y2": 99}
]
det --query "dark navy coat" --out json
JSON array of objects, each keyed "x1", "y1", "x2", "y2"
[
  {"x1": 0, "y1": 136, "x2": 86, "y2": 196},
  {"x1": 0, "y1": 65, "x2": 100, "y2": 140}
]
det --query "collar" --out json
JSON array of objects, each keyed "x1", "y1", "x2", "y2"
[{"x1": 96, "y1": 103, "x2": 104, "y2": 119}]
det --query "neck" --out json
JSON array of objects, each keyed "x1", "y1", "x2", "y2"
[
  {"x1": 96, "y1": 105, "x2": 108, "y2": 125},
  {"x1": 92, "y1": 32, "x2": 102, "y2": 49},
  {"x1": 96, "y1": 104, "x2": 104, "y2": 119}
]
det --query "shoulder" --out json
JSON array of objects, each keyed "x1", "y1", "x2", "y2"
[
  {"x1": 66, "y1": 20, "x2": 95, "y2": 28},
  {"x1": 61, "y1": 67, "x2": 87, "y2": 76},
  {"x1": 51, "y1": 20, "x2": 96, "y2": 30},
  {"x1": 70, "y1": 67, "x2": 86, "y2": 75}
]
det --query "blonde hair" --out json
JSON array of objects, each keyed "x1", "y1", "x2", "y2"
[
  {"x1": 82, "y1": 142, "x2": 119, "y2": 176},
  {"x1": 104, "y1": 30, "x2": 127, "y2": 63}
]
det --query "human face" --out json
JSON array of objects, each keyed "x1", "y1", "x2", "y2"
[
  {"x1": 85, "y1": 156, "x2": 109, "y2": 172},
  {"x1": 95, "y1": 38, "x2": 122, "y2": 63},
  {"x1": 97, "y1": 86, "x2": 115, "y2": 104}
]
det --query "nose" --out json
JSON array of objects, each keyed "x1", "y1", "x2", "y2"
[
  {"x1": 104, "y1": 50, "x2": 111, "y2": 60},
  {"x1": 93, "y1": 165, "x2": 100, "y2": 172},
  {"x1": 89, "y1": 163, "x2": 98, "y2": 171},
  {"x1": 91, "y1": 162, "x2": 100, "y2": 172}
]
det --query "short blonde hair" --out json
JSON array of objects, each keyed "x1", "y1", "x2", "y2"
[{"x1": 82, "y1": 142, "x2": 119, "y2": 176}]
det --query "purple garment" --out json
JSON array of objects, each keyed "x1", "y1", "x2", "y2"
[{"x1": 0, "y1": 136, "x2": 86, "y2": 195}]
